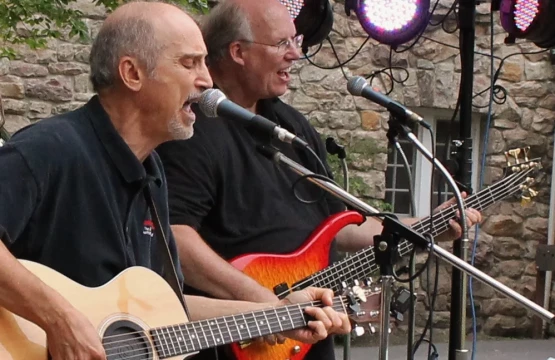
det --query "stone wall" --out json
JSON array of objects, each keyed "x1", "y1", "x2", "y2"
[{"x1": 1, "y1": 0, "x2": 554, "y2": 340}]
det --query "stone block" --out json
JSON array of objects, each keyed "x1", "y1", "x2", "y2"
[
  {"x1": 525, "y1": 61, "x2": 555, "y2": 81},
  {"x1": 48, "y1": 62, "x2": 89, "y2": 76},
  {"x1": 28, "y1": 101, "x2": 52, "y2": 119},
  {"x1": 360, "y1": 110, "x2": 381, "y2": 131},
  {"x1": 9, "y1": 61, "x2": 49, "y2": 77},
  {"x1": 499, "y1": 61, "x2": 523, "y2": 82},
  {"x1": 0, "y1": 57, "x2": 10, "y2": 76},
  {"x1": 25, "y1": 77, "x2": 73, "y2": 102},
  {"x1": 481, "y1": 298, "x2": 527, "y2": 317},
  {"x1": 486, "y1": 128, "x2": 506, "y2": 154},
  {"x1": 0, "y1": 75, "x2": 25, "y2": 99},
  {"x1": 3, "y1": 114, "x2": 30, "y2": 133},
  {"x1": 481, "y1": 214, "x2": 523, "y2": 236},
  {"x1": 2, "y1": 98, "x2": 28, "y2": 115}
]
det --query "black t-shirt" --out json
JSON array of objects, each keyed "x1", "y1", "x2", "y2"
[
  {"x1": 157, "y1": 98, "x2": 346, "y2": 360},
  {"x1": 158, "y1": 98, "x2": 345, "y2": 260},
  {"x1": 0, "y1": 224, "x2": 9, "y2": 243},
  {"x1": 0, "y1": 96, "x2": 184, "y2": 288}
]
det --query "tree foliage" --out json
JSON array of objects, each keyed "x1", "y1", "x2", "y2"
[{"x1": 0, "y1": 0, "x2": 209, "y2": 58}]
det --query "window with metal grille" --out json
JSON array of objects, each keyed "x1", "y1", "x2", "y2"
[{"x1": 385, "y1": 112, "x2": 482, "y2": 217}]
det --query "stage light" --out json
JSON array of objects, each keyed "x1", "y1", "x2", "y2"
[
  {"x1": 345, "y1": 0, "x2": 431, "y2": 47},
  {"x1": 500, "y1": 0, "x2": 555, "y2": 48},
  {"x1": 281, "y1": 0, "x2": 334, "y2": 49}
]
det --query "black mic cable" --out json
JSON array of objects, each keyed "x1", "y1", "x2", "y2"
[{"x1": 325, "y1": 137, "x2": 349, "y2": 192}]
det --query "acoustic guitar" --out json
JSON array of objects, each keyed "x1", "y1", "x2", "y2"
[{"x1": 0, "y1": 260, "x2": 379, "y2": 360}]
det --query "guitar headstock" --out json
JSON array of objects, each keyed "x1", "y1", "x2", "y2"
[
  {"x1": 341, "y1": 279, "x2": 416, "y2": 337},
  {"x1": 341, "y1": 279, "x2": 390, "y2": 337},
  {"x1": 503, "y1": 146, "x2": 543, "y2": 205}
]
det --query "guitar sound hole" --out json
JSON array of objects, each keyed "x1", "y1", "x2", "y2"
[{"x1": 102, "y1": 320, "x2": 153, "y2": 360}]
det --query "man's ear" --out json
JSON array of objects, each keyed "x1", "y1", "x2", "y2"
[
  {"x1": 118, "y1": 56, "x2": 145, "y2": 92},
  {"x1": 229, "y1": 41, "x2": 246, "y2": 66}
]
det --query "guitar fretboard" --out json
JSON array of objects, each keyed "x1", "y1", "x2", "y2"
[
  {"x1": 290, "y1": 166, "x2": 535, "y2": 294},
  {"x1": 148, "y1": 297, "x2": 347, "y2": 359}
]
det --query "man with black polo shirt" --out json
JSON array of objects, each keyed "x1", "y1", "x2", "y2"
[
  {"x1": 0, "y1": 2, "x2": 350, "y2": 359},
  {"x1": 156, "y1": 0, "x2": 482, "y2": 359}
]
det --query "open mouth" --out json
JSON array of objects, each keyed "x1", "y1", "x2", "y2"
[
  {"x1": 277, "y1": 66, "x2": 291, "y2": 81},
  {"x1": 182, "y1": 93, "x2": 201, "y2": 115}
]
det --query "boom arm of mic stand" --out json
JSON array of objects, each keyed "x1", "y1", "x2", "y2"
[
  {"x1": 387, "y1": 120, "x2": 470, "y2": 360},
  {"x1": 389, "y1": 122, "x2": 469, "y2": 241},
  {"x1": 258, "y1": 147, "x2": 555, "y2": 322}
]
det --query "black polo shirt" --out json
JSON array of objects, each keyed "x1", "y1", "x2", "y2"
[
  {"x1": 157, "y1": 98, "x2": 345, "y2": 360},
  {"x1": 0, "y1": 225, "x2": 9, "y2": 243},
  {"x1": 0, "y1": 96, "x2": 184, "y2": 288},
  {"x1": 158, "y1": 98, "x2": 345, "y2": 261}
]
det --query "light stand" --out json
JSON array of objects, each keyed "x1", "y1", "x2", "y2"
[
  {"x1": 451, "y1": 0, "x2": 477, "y2": 357},
  {"x1": 256, "y1": 145, "x2": 555, "y2": 359}
]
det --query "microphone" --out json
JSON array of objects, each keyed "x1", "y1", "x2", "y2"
[
  {"x1": 198, "y1": 89, "x2": 309, "y2": 148},
  {"x1": 347, "y1": 76, "x2": 431, "y2": 129}
]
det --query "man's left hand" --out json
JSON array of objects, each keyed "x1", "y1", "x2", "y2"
[
  {"x1": 274, "y1": 287, "x2": 351, "y2": 344},
  {"x1": 436, "y1": 192, "x2": 482, "y2": 240}
]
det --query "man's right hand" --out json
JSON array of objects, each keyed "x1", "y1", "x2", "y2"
[{"x1": 44, "y1": 307, "x2": 106, "y2": 360}]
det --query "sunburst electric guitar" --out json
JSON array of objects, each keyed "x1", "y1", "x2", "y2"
[
  {"x1": 0, "y1": 261, "x2": 382, "y2": 360},
  {"x1": 228, "y1": 147, "x2": 543, "y2": 360}
]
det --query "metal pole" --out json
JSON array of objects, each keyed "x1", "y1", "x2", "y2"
[{"x1": 451, "y1": 0, "x2": 477, "y2": 357}]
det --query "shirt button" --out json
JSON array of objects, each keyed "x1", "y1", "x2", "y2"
[{"x1": 125, "y1": 226, "x2": 129, "y2": 233}]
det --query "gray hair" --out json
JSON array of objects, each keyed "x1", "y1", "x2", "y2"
[
  {"x1": 201, "y1": 0, "x2": 253, "y2": 66},
  {"x1": 89, "y1": 15, "x2": 164, "y2": 92}
]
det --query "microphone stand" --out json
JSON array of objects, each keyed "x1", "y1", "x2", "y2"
[{"x1": 257, "y1": 146, "x2": 555, "y2": 360}]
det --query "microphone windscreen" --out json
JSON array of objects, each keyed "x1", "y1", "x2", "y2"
[
  {"x1": 347, "y1": 76, "x2": 368, "y2": 96},
  {"x1": 198, "y1": 88, "x2": 226, "y2": 117}
]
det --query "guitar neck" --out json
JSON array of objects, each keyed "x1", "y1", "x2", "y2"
[
  {"x1": 147, "y1": 297, "x2": 347, "y2": 358},
  {"x1": 294, "y1": 168, "x2": 531, "y2": 293}
]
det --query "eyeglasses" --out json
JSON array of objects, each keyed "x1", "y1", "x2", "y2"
[{"x1": 240, "y1": 34, "x2": 304, "y2": 53}]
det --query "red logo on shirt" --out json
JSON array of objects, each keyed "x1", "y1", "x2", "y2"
[{"x1": 143, "y1": 220, "x2": 155, "y2": 237}]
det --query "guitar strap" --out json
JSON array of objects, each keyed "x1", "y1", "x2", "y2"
[{"x1": 144, "y1": 183, "x2": 191, "y2": 318}]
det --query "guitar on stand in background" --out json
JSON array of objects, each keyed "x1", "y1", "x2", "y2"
[{"x1": 228, "y1": 147, "x2": 543, "y2": 360}]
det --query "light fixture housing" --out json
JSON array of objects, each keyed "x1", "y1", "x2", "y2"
[
  {"x1": 500, "y1": 0, "x2": 555, "y2": 48},
  {"x1": 345, "y1": 0, "x2": 431, "y2": 47},
  {"x1": 281, "y1": 0, "x2": 334, "y2": 49}
]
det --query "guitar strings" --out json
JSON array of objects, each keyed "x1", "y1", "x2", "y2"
[
  {"x1": 90, "y1": 167, "x2": 535, "y2": 359},
  {"x1": 319, "y1": 170, "x2": 530, "y2": 289},
  {"x1": 282, "y1": 168, "x2": 534, "y2": 296},
  {"x1": 100, "y1": 300, "x2": 348, "y2": 359}
]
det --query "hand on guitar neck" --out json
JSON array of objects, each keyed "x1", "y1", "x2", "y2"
[{"x1": 433, "y1": 192, "x2": 483, "y2": 242}]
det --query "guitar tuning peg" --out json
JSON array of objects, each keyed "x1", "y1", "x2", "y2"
[
  {"x1": 353, "y1": 279, "x2": 360, "y2": 286},
  {"x1": 523, "y1": 146, "x2": 531, "y2": 161},
  {"x1": 508, "y1": 148, "x2": 521, "y2": 164},
  {"x1": 368, "y1": 325, "x2": 376, "y2": 334},
  {"x1": 341, "y1": 281, "x2": 348, "y2": 289},
  {"x1": 364, "y1": 278, "x2": 373, "y2": 286},
  {"x1": 352, "y1": 325, "x2": 365, "y2": 337},
  {"x1": 528, "y1": 188, "x2": 538, "y2": 198}
]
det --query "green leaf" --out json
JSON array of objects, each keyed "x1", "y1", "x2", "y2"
[{"x1": 0, "y1": 0, "x2": 209, "y2": 56}]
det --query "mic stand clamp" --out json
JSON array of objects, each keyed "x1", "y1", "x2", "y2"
[{"x1": 374, "y1": 216, "x2": 430, "y2": 360}]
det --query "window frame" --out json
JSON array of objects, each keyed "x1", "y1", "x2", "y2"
[{"x1": 386, "y1": 109, "x2": 482, "y2": 218}]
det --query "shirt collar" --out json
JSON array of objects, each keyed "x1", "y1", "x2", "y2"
[{"x1": 84, "y1": 95, "x2": 162, "y2": 186}]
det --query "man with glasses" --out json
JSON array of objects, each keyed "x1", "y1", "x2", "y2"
[
  {"x1": 156, "y1": 0, "x2": 481, "y2": 359},
  {"x1": 156, "y1": 0, "x2": 346, "y2": 359}
]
